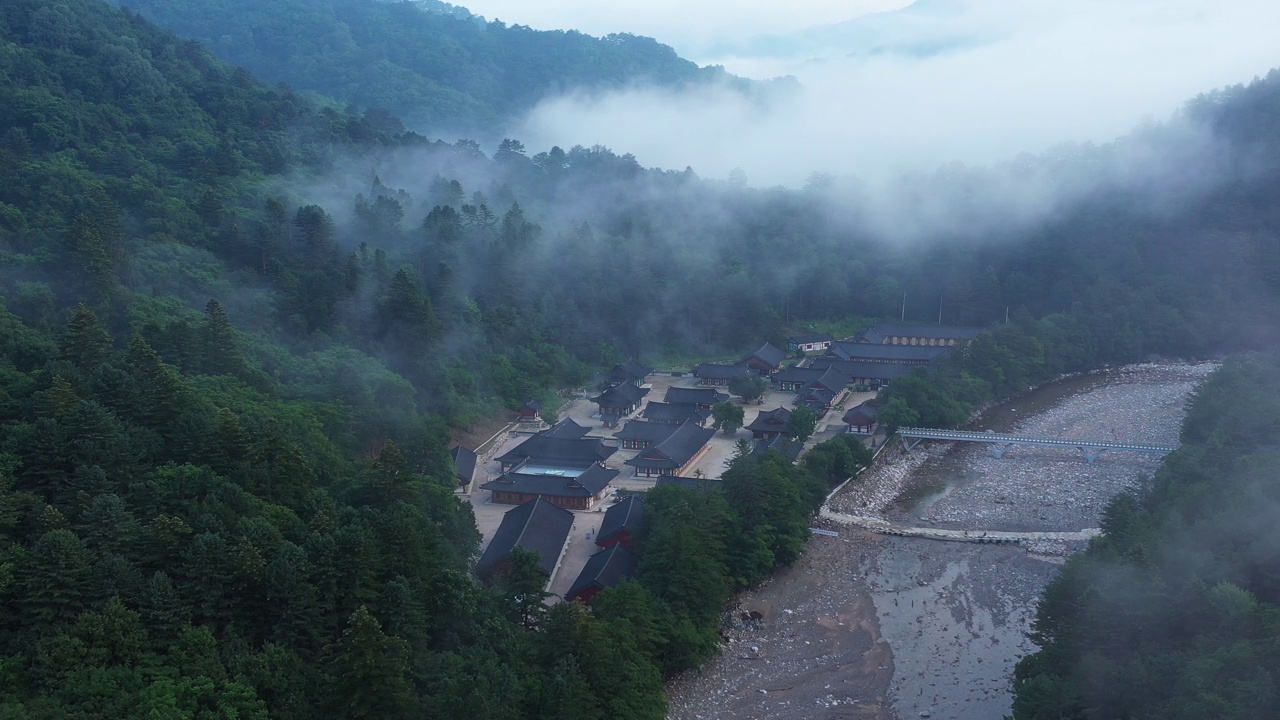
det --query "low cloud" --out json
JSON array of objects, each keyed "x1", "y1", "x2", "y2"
[{"x1": 511, "y1": 0, "x2": 1280, "y2": 189}]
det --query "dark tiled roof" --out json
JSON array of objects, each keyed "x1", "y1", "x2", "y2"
[
  {"x1": 497, "y1": 436, "x2": 617, "y2": 467},
  {"x1": 541, "y1": 418, "x2": 590, "y2": 439},
  {"x1": 744, "y1": 342, "x2": 787, "y2": 368},
  {"x1": 642, "y1": 402, "x2": 709, "y2": 423},
  {"x1": 615, "y1": 420, "x2": 679, "y2": 444},
  {"x1": 608, "y1": 360, "x2": 653, "y2": 385},
  {"x1": 828, "y1": 341, "x2": 951, "y2": 363},
  {"x1": 476, "y1": 498, "x2": 573, "y2": 577},
  {"x1": 789, "y1": 332, "x2": 834, "y2": 345},
  {"x1": 566, "y1": 545, "x2": 636, "y2": 601},
  {"x1": 655, "y1": 476, "x2": 723, "y2": 491},
  {"x1": 752, "y1": 435, "x2": 803, "y2": 462},
  {"x1": 626, "y1": 422, "x2": 715, "y2": 471},
  {"x1": 798, "y1": 387, "x2": 837, "y2": 411},
  {"x1": 693, "y1": 362, "x2": 748, "y2": 380},
  {"x1": 843, "y1": 402, "x2": 881, "y2": 424},
  {"x1": 521, "y1": 399, "x2": 544, "y2": 411},
  {"x1": 857, "y1": 323, "x2": 983, "y2": 343},
  {"x1": 481, "y1": 463, "x2": 618, "y2": 498},
  {"x1": 808, "y1": 358, "x2": 919, "y2": 382},
  {"x1": 450, "y1": 445, "x2": 477, "y2": 483},
  {"x1": 747, "y1": 407, "x2": 791, "y2": 434},
  {"x1": 664, "y1": 387, "x2": 730, "y2": 406},
  {"x1": 807, "y1": 366, "x2": 850, "y2": 392},
  {"x1": 598, "y1": 496, "x2": 644, "y2": 545},
  {"x1": 591, "y1": 382, "x2": 648, "y2": 408},
  {"x1": 772, "y1": 366, "x2": 826, "y2": 386}
]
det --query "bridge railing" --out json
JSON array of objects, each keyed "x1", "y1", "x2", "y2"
[{"x1": 896, "y1": 427, "x2": 1176, "y2": 462}]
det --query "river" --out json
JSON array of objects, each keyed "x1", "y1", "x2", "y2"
[{"x1": 667, "y1": 362, "x2": 1215, "y2": 720}]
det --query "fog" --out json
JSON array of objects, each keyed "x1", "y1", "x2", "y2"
[
  {"x1": 453, "y1": 0, "x2": 907, "y2": 55},
  {"x1": 510, "y1": 0, "x2": 1280, "y2": 188}
]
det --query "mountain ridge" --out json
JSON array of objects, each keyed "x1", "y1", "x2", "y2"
[{"x1": 111, "y1": 0, "x2": 753, "y2": 136}]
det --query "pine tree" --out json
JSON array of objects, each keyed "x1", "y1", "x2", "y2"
[
  {"x1": 209, "y1": 407, "x2": 252, "y2": 481},
  {"x1": 19, "y1": 529, "x2": 94, "y2": 630},
  {"x1": 376, "y1": 268, "x2": 441, "y2": 350},
  {"x1": 35, "y1": 375, "x2": 79, "y2": 419},
  {"x1": 197, "y1": 187, "x2": 224, "y2": 226},
  {"x1": 249, "y1": 418, "x2": 313, "y2": 507},
  {"x1": 327, "y1": 606, "x2": 417, "y2": 719},
  {"x1": 141, "y1": 571, "x2": 190, "y2": 648},
  {"x1": 124, "y1": 335, "x2": 182, "y2": 431},
  {"x1": 496, "y1": 547, "x2": 552, "y2": 629},
  {"x1": 60, "y1": 304, "x2": 112, "y2": 373},
  {"x1": 542, "y1": 655, "x2": 599, "y2": 720},
  {"x1": 293, "y1": 205, "x2": 334, "y2": 256},
  {"x1": 200, "y1": 299, "x2": 244, "y2": 376},
  {"x1": 64, "y1": 192, "x2": 122, "y2": 308},
  {"x1": 369, "y1": 441, "x2": 415, "y2": 507}
]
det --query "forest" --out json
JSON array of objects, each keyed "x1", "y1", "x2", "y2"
[
  {"x1": 2, "y1": 0, "x2": 1280, "y2": 716},
  {"x1": 106, "y1": 0, "x2": 757, "y2": 134},
  {"x1": 1011, "y1": 354, "x2": 1280, "y2": 719}
]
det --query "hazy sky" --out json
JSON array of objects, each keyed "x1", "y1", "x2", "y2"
[
  {"x1": 457, "y1": 0, "x2": 910, "y2": 57},
  {"x1": 470, "y1": 0, "x2": 1280, "y2": 186}
]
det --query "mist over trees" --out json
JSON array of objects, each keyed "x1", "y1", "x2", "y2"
[
  {"x1": 108, "y1": 0, "x2": 755, "y2": 135},
  {"x1": 3, "y1": 0, "x2": 1280, "y2": 716},
  {"x1": 1012, "y1": 355, "x2": 1280, "y2": 719}
]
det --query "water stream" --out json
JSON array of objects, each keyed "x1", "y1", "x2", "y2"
[{"x1": 860, "y1": 363, "x2": 1214, "y2": 719}]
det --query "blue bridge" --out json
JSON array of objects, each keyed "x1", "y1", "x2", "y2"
[{"x1": 898, "y1": 427, "x2": 1177, "y2": 463}]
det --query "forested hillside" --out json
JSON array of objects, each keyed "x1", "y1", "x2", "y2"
[
  {"x1": 1011, "y1": 355, "x2": 1280, "y2": 719},
  {"x1": 109, "y1": 0, "x2": 752, "y2": 134}
]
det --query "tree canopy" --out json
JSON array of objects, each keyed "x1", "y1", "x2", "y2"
[{"x1": 1012, "y1": 355, "x2": 1280, "y2": 720}]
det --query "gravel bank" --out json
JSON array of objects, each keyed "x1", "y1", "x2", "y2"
[
  {"x1": 897, "y1": 362, "x2": 1217, "y2": 532},
  {"x1": 667, "y1": 362, "x2": 1216, "y2": 720}
]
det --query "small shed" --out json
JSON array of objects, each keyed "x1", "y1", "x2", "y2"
[
  {"x1": 518, "y1": 399, "x2": 543, "y2": 421},
  {"x1": 843, "y1": 402, "x2": 880, "y2": 435}
]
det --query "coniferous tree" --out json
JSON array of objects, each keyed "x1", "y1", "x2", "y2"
[
  {"x1": 35, "y1": 375, "x2": 79, "y2": 419},
  {"x1": 496, "y1": 547, "x2": 552, "y2": 630},
  {"x1": 124, "y1": 336, "x2": 183, "y2": 431},
  {"x1": 327, "y1": 606, "x2": 418, "y2": 720},
  {"x1": 63, "y1": 188, "x2": 123, "y2": 308},
  {"x1": 60, "y1": 304, "x2": 112, "y2": 374},
  {"x1": 200, "y1": 299, "x2": 244, "y2": 376},
  {"x1": 542, "y1": 655, "x2": 599, "y2": 720},
  {"x1": 209, "y1": 407, "x2": 252, "y2": 481},
  {"x1": 19, "y1": 529, "x2": 94, "y2": 631}
]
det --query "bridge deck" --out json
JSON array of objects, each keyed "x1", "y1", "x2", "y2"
[{"x1": 898, "y1": 427, "x2": 1175, "y2": 453}]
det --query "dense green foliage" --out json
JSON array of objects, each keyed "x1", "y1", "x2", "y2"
[
  {"x1": 785, "y1": 405, "x2": 818, "y2": 442},
  {"x1": 728, "y1": 373, "x2": 768, "y2": 403},
  {"x1": 110, "y1": 0, "x2": 751, "y2": 134},
  {"x1": 614, "y1": 440, "x2": 866, "y2": 674},
  {"x1": 0, "y1": 297, "x2": 671, "y2": 717},
  {"x1": 1012, "y1": 355, "x2": 1280, "y2": 719},
  {"x1": 711, "y1": 401, "x2": 745, "y2": 434}
]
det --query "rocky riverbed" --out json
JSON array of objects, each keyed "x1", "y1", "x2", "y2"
[{"x1": 668, "y1": 362, "x2": 1215, "y2": 720}]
